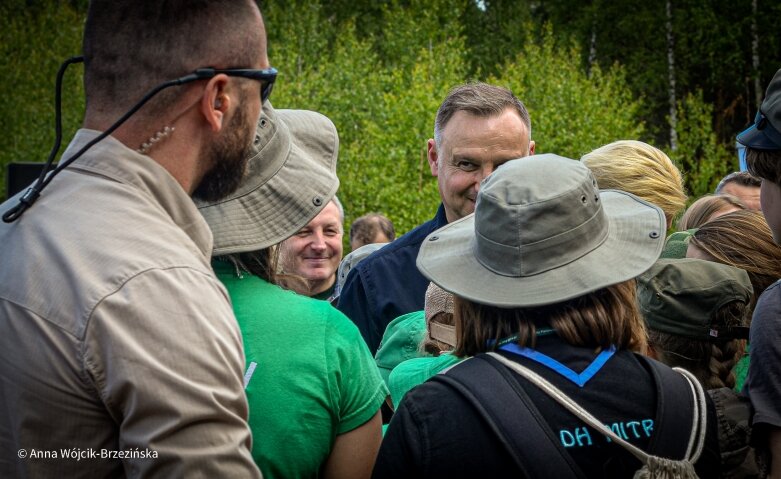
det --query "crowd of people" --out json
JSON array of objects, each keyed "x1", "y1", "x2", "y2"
[{"x1": 1, "y1": 1, "x2": 781, "y2": 478}]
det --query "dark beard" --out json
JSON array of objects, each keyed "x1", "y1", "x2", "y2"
[{"x1": 192, "y1": 101, "x2": 253, "y2": 202}]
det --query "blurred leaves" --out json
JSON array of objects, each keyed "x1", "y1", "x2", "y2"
[
  {"x1": 671, "y1": 90, "x2": 737, "y2": 200},
  {"x1": 1, "y1": 0, "x2": 763, "y2": 256},
  {"x1": 492, "y1": 25, "x2": 644, "y2": 159},
  {"x1": 0, "y1": 1, "x2": 85, "y2": 199}
]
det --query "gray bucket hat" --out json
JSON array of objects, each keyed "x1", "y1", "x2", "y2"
[
  {"x1": 416, "y1": 154, "x2": 666, "y2": 307},
  {"x1": 197, "y1": 102, "x2": 339, "y2": 255}
]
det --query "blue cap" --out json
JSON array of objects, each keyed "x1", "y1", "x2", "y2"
[{"x1": 737, "y1": 68, "x2": 781, "y2": 150}]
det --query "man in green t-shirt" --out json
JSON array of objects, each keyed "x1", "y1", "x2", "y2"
[{"x1": 198, "y1": 104, "x2": 387, "y2": 479}]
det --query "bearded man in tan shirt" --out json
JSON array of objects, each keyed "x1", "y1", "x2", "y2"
[{"x1": 0, "y1": 1, "x2": 275, "y2": 477}]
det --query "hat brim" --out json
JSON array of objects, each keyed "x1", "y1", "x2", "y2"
[
  {"x1": 737, "y1": 123, "x2": 781, "y2": 150},
  {"x1": 198, "y1": 104, "x2": 340, "y2": 255},
  {"x1": 416, "y1": 190, "x2": 664, "y2": 308}
]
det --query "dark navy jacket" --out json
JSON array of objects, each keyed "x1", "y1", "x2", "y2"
[{"x1": 337, "y1": 205, "x2": 448, "y2": 354}]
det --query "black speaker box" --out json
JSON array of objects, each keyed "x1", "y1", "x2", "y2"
[{"x1": 5, "y1": 163, "x2": 51, "y2": 200}]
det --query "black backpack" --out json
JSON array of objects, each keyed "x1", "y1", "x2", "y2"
[
  {"x1": 431, "y1": 353, "x2": 707, "y2": 478},
  {"x1": 708, "y1": 387, "x2": 763, "y2": 478}
]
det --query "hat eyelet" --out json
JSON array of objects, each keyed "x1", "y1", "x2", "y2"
[
  {"x1": 581, "y1": 195, "x2": 588, "y2": 204},
  {"x1": 429, "y1": 235, "x2": 439, "y2": 242},
  {"x1": 649, "y1": 231, "x2": 660, "y2": 239},
  {"x1": 259, "y1": 118, "x2": 268, "y2": 128},
  {"x1": 253, "y1": 134, "x2": 261, "y2": 146},
  {"x1": 594, "y1": 195, "x2": 599, "y2": 202},
  {"x1": 312, "y1": 196, "x2": 323, "y2": 206}
]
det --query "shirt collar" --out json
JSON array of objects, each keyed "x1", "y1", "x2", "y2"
[
  {"x1": 434, "y1": 203, "x2": 449, "y2": 227},
  {"x1": 62, "y1": 129, "x2": 214, "y2": 258}
]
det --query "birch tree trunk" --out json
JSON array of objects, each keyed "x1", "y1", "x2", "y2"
[
  {"x1": 588, "y1": 12, "x2": 597, "y2": 78},
  {"x1": 666, "y1": 0, "x2": 678, "y2": 151},
  {"x1": 752, "y1": 0, "x2": 762, "y2": 109}
]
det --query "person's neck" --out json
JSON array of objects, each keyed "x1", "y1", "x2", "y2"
[
  {"x1": 83, "y1": 114, "x2": 204, "y2": 195},
  {"x1": 308, "y1": 275, "x2": 335, "y2": 297}
]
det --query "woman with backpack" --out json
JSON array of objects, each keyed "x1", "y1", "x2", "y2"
[
  {"x1": 638, "y1": 258, "x2": 761, "y2": 478},
  {"x1": 373, "y1": 154, "x2": 720, "y2": 478}
]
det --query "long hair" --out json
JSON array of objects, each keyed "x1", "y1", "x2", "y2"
[
  {"x1": 677, "y1": 194, "x2": 746, "y2": 230},
  {"x1": 690, "y1": 210, "x2": 781, "y2": 310},
  {"x1": 454, "y1": 280, "x2": 647, "y2": 357},
  {"x1": 648, "y1": 301, "x2": 749, "y2": 389}
]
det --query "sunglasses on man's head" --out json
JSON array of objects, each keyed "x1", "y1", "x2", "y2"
[{"x1": 192, "y1": 67, "x2": 278, "y2": 103}]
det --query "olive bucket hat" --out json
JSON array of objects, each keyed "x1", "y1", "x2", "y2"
[
  {"x1": 416, "y1": 154, "x2": 666, "y2": 307},
  {"x1": 197, "y1": 102, "x2": 339, "y2": 255}
]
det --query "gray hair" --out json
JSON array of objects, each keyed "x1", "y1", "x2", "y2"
[
  {"x1": 330, "y1": 196, "x2": 344, "y2": 224},
  {"x1": 433, "y1": 82, "x2": 531, "y2": 149}
]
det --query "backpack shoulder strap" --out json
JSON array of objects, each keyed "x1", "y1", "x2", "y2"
[
  {"x1": 635, "y1": 354, "x2": 692, "y2": 459},
  {"x1": 488, "y1": 352, "x2": 708, "y2": 472},
  {"x1": 431, "y1": 355, "x2": 584, "y2": 479},
  {"x1": 636, "y1": 354, "x2": 708, "y2": 460}
]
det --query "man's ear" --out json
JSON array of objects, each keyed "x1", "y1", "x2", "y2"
[
  {"x1": 529, "y1": 140, "x2": 536, "y2": 155},
  {"x1": 427, "y1": 139, "x2": 439, "y2": 177},
  {"x1": 200, "y1": 75, "x2": 231, "y2": 132}
]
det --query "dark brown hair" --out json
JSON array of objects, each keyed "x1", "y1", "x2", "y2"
[
  {"x1": 349, "y1": 213, "x2": 395, "y2": 249},
  {"x1": 648, "y1": 301, "x2": 749, "y2": 389},
  {"x1": 746, "y1": 148, "x2": 781, "y2": 185},
  {"x1": 454, "y1": 280, "x2": 647, "y2": 357},
  {"x1": 83, "y1": 0, "x2": 263, "y2": 120},
  {"x1": 715, "y1": 171, "x2": 762, "y2": 193}
]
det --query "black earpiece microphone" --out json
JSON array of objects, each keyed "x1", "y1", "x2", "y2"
[{"x1": 3, "y1": 60, "x2": 215, "y2": 223}]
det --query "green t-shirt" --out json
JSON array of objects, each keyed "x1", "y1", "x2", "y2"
[
  {"x1": 734, "y1": 343, "x2": 750, "y2": 392},
  {"x1": 374, "y1": 311, "x2": 428, "y2": 385},
  {"x1": 215, "y1": 262, "x2": 388, "y2": 479},
  {"x1": 388, "y1": 353, "x2": 463, "y2": 409}
]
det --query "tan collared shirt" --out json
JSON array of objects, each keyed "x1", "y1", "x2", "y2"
[{"x1": 0, "y1": 130, "x2": 261, "y2": 478}]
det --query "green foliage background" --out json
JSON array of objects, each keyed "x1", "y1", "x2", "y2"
[{"x1": 1, "y1": 0, "x2": 777, "y2": 250}]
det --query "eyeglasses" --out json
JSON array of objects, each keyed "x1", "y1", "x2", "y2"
[
  {"x1": 191, "y1": 67, "x2": 278, "y2": 103},
  {"x1": 3, "y1": 59, "x2": 279, "y2": 223}
]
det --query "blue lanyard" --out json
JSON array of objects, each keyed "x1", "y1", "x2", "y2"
[{"x1": 498, "y1": 342, "x2": 616, "y2": 388}]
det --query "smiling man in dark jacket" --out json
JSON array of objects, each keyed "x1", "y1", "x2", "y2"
[{"x1": 337, "y1": 82, "x2": 535, "y2": 354}]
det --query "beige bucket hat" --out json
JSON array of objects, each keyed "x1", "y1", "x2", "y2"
[
  {"x1": 197, "y1": 102, "x2": 339, "y2": 255},
  {"x1": 416, "y1": 154, "x2": 666, "y2": 307}
]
